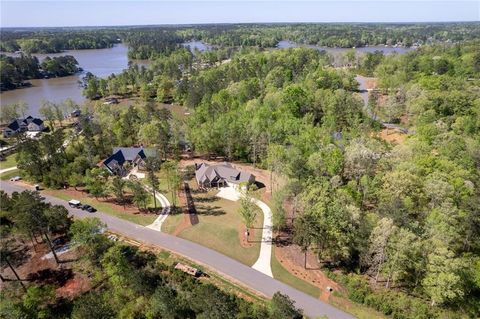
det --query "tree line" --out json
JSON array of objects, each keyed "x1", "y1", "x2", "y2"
[
  {"x1": 0, "y1": 54, "x2": 79, "y2": 91},
  {"x1": 0, "y1": 29, "x2": 120, "y2": 53}
]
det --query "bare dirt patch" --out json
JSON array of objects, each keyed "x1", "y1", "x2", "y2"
[
  {"x1": 377, "y1": 129, "x2": 407, "y2": 145},
  {"x1": 56, "y1": 273, "x2": 91, "y2": 299},
  {"x1": 1, "y1": 239, "x2": 90, "y2": 299},
  {"x1": 364, "y1": 78, "x2": 378, "y2": 90}
]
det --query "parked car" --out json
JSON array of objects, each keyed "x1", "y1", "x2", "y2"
[
  {"x1": 81, "y1": 204, "x2": 96, "y2": 213},
  {"x1": 107, "y1": 234, "x2": 118, "y2": 241},
  {"x1": 68, "y1": 199, "x2": 82, "y2": 208},
  {"x1": 10, "y1": 176, "x2": 21, "y2": 182}
]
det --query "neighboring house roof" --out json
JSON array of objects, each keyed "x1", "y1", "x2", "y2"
[
  {"x1": 195, "y1": 162, "x2": 255, "y2": 185},
  {"x1": 31, "y1": 118, "x2": 44, "y2": 126},
  {"x1": 6, "y1": 120, "x2": 20, "y2": 131},
  {"x1": 5, "y1": 116, "x2": 44, "y2": 133},
  {"x1": 104, "y1": 147, "x2": 156, "y2": 173}
]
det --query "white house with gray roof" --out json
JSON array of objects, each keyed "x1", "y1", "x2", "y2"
[{"x1": 195, "y1": 162, "x2": 255, "y2": 189}]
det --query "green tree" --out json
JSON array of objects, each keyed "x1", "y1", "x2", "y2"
[
  {"x1": 84, "y1": 168, "x2": 109, "y2": 199},
  {"x1": 293, "y1": 214, "x2": 320, "y2": 269},
  {"x1": 22, "y1": 285, "x2": 55, "y2": 319},
  {"x1": 39, "y1": 100, "x2": 56, "y2": 130},
  {"x1": 422, "y1": 244, "x2": 467, "y2": 306},
  {"x1": 69, "y1": 218, "x2": 106, "y2": 247},
  {"x1": 238, "y1": 186, "x2": 259, "y2": 241},
  {"x1": 129, "y1": 181, "x2": 149, "y2": 211},
  {"x1": 71, "y1": 291, "x2": 114, "y2": 319},
  {"x1": 146, "y1": 286, "x2": 179, "y2": 319},
  {"x1": 109, "y1": 176, "x2": 126, "y2": 204},
  {"x1": 269, "y1": 292, "x2": 303, "y2": 319},
  {"x1": 145, "y1": 157, "x2": 160, "y2": 209},
  {"x1": 162, "y1": 161, "x2": 181, "y2": 207}
]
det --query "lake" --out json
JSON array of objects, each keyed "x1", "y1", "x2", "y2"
[
  {"x1": 0, "y1": 44, "x2": 136, "y2": 117},
  {"x1": 182, "y1": 40, "x2": 213, "y2": 52},
  {"x1": 1, "y1": 40, "x2": 413, "y2": 117}
]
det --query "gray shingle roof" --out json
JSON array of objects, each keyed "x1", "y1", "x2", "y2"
[{"x1": 195, "y1": 162, "x2": 255, "y2": 185}]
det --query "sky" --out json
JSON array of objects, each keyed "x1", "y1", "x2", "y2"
[{"x1": 1, "y1": 1, "x2": 479, "y2": 28}]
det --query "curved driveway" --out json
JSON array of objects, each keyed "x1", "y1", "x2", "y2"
[{"x1": 0, "y1": 181, "x2": 354, "y2": 319}]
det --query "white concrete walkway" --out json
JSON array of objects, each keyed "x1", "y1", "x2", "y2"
[
  {"x1": 0, "y1": 166, "x2": 18, "y2": 175},
  {"x1": 251, "y1": 198, "x2": 273, "y2": 277},
  {"x1": 144, "y1": 186, "x2": 171, "y2": 232},
  {"x1": 216, "y1": 186, "x2": 273, "y2": 277},
  {"x1": 122, "y1": 169, "x2": 170, "y2": 232}
]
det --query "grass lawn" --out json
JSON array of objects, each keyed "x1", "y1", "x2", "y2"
[
  {"x1": 271, "y1": 248, "x2": 321, "y2": 298},
  {"x1": 45, "y1": 190, "x2": 157, "y2": 226},
  {"x1": 161, "y1": 211, "x2": 184, "y2": 233},
  {"x1": 0, "y1": 154, "x2": 17, "y2": 170},
  {"x1": 139, "y1": 169, "x2": 180, "y2": 206},
  {"x1": 170, "y1": 180, "x2": 263, "y2": 266},
  {"x1": 0, "y1": 168, "x2": 20, "y2": 181}
]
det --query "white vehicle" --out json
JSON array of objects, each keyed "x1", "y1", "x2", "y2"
[
  {"x1": 68, "y1": 199, "x2": 82, "y2": 208},
  {"x1": 107, "y1": 234, "x2": 118, "y2": 241},
  {"x1": 10, "y1": 176, "x2": 21, "y2": 182}
]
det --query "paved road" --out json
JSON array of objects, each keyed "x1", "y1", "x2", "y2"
[{"x1": 0, "y1": 181, "x2": 354, "y2": 319}]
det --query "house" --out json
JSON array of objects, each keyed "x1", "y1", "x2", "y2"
[
  {"x1": 2, "y1": 116, "x2": 45, "y2": 137},
  {"x1": 195, "y1": 162, "x2": 255, "y2": 189},
  {"x1": 103, "y1": 147, "x2": 156, "y2": 176},
  {"x1": 27, "y1": 118, "x2": 45, "y2": 131}
]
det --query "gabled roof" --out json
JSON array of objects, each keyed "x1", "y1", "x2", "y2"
[
  {"x1": 6, "y1": 116, "x2": 43, "y2": 132},
  {"x1": 112, "y1": 147, "x2": 156, "y2": 161},
  {"x1": 103, "y1": 150, "x2": 126, "y2": 169},
  {"x1": 104, "y1": 147, "x2": 156, "y2": 173},
  {"x1": 7, "y1": 120, "x2": 20, "y2": 131},
  {"x1": 195, "y1": 162, "x2": 255, "y2": 185},
  {"x1": 31, "y1": 118, "x2": 44, "y2": 126}
]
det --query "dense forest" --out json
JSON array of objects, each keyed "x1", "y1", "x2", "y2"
[
  {"x1": 3, "y1": 23, "x2": 480, "y2": 318},
  {"x1": 0, "y1": 191, "x2": 302, "y2": 319},
  {"x1": 2, "y1": 22, "x2": 479, "y2": 56},
  {"x1": 0, "y1": 54, "x2": 79, "y2": 91},
  {"x1": 0, "y1": 29, "x2": 120, "y2": 53}
]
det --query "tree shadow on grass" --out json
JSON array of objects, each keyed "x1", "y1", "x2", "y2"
[
  {"x1": 195, "y1": 205, "x2": 226, "y2": 216},
  {"x1": 193, "y1": 196, "x2": 218, "y2": 203}
]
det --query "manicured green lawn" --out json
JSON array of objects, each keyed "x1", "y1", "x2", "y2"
[
  {"x1": 172, "y1": 180, "x2": 262, "y2": 266},
  {"x1": 161, "y1": 211, "x2": 184, "y2": 233},
  {"x1": 0, "y1": 169, "x2": 20, "y2": 181},
  {"x1": 0, "y1": 154, "x2": 17, "y2": 170},
  {"x1": 271, "y1": 247, "x2": 321, "y2": 298},
  {"x1": 45, "y1": 190, "x2": 157, "y2": 226}
]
